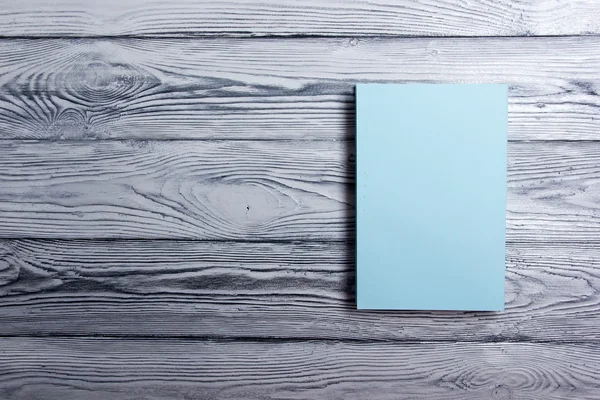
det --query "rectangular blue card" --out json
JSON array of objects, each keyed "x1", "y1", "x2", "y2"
[{"x1": 356, "y1": 84, "x2": 507, "y2": 311}]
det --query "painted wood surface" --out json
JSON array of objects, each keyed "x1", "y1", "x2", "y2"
[
  {"x1": 1, "y1": 240, "x2": 599, "y2": 342},
  {"x1": 0, "y1": 37, "x2": 598, "y2": 141},
  {"x1": 0, "y1": 140, "x2": 352, "y2": 240},
  {"x1": 1, "y1": 1, "x2": 600, "y2": 398},
  {"x1": 1, "y1": 140, "x2": 600, "y2": 241},
  {"x1": 1, "y1": 0, "x2": 600, "y2": 38},
  {"x1": 1, "y1": 338, "x2": 600, "y2": 400}
]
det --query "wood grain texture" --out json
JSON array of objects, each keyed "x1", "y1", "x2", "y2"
[
  {"x1": 1, "y1": 240, "x2": 599, "y2": 342},
  {"x1": 1, "y1": 0, "x2": 600, "y2": 38},
  {"x1": 1, "y1": 140, "x2": 600, "y2": 241},
  {"x1": 1, "y1": 338, "x2": 600, "y2": 400},
  {"x1": 0, "y1": 37, "x2": 599, "y2": 140},
  {"x1": 1, "y1": 2, "x2": 598, "y2": 398},
  {"x1": 0, "y1": 140, "x2": 353, "y2": 240}
]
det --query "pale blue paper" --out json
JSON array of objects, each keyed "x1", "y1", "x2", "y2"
[{"x1": 356, "y1": 84, "x2": 507, "y2": 311}]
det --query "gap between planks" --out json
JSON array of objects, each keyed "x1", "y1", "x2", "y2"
[
  {"x1": 0, "y1": 333, "x2": 597, "y2": 346},
  {"x1": 2, "y1": 34, "x2": 600, "y2": 40}
]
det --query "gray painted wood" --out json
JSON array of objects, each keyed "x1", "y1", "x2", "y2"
[
  {"x1": 1, "y1": 338, "x2": 600, "y2": 400},
  {"x1": 1, "y1": 140, "x2": 600, "y2": 241},
  {"x1": 0, "y1": 37, "x2": 598, "y2": 141},
  {"x1": 1, "y1": 0, "x2": 600, "y2": 37},
  {"x1": 1, "y1": 1, "x2": 599, "y2": 398},
  {"x1": 1, "y1": 240, "x2": 599, "y2": 342},
  {"x1": 0, "y1": 140, "x2": 352, "y2": 240}
]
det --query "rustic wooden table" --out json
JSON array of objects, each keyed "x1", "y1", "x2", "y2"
[{"x1": 1, "y1": 1, "x2": 600, "y2": 399}]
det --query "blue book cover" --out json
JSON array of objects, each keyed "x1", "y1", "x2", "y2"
[{"x1": 356, "y1": 84, "x2": 507, "y2": 311}]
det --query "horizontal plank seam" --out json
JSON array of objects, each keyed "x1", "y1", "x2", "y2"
[
  {"x1": 1, "y1": 139, "x2": 600, "y2": 144},
  {"x1": 0, "y1": 138, "x2": 355, "y2": 143},
  {"x1": 0, "y1": 237, "x2": 356, "y2": 244},
  {"x1": 0, "y1": 237, "x2": 575, "y2": 244},
  {"x1": 0, "y1": 333, "x2": 598, "y2": 345},
  {"x1": 4, "y1": 237, "x2": 600, "y2": 246},
  {"x1": 3, "y1": 237, "x2": 600, "y2": 245},
  {"x1": 0, "y1": 33, "x2": 600, "y2": 40}
]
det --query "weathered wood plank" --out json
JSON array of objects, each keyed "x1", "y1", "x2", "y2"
[
  {"x1": 1, "y1": 338, "x2": 599, "y2": 400},
  {"x1": 0, "y1": 140, "x2": 352, "y2": 240},
  {"x1": 1, "y1": 0, "x2": 600, "y2": 37},
  {"x1": 0, "y1": 37, "x2": 598, "y2": 140},
  {"x1": 1, "y1": 140, "x2": 600, "y2": 241},
  {"x1": 1, "y1": 240, "x2": 599, "y2": 342},
  {"x1": 507, "y1": 142, "x2": 600, "y2": 244}
]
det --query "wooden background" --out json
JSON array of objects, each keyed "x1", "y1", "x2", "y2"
[{"x1": 1, "y1": 1, "x2": 600, "y2": 399}]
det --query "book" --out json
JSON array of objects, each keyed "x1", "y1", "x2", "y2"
[{"x1": 356, "y1": 84, "x2": 507, "y2": 311}]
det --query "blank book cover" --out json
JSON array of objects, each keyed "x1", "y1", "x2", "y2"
[{"x1": 356, "y1": 84, "x2": 507, "y2": 311}]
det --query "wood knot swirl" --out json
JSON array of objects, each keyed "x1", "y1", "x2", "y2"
[
  {"x1": 0, "y1": 244, "x2": 18, "y2": 288},
  {"x1": 47, "y1": 108, "x2": 88, "y2": 139},
  {"x1": 64, "y1": 61, "x2": 157, "y2": 105}
]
